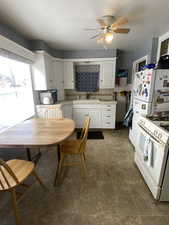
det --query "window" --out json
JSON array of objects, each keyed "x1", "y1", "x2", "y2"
[
  {"x1": 0, "y1": 55, "x2": 35, "y2": 132},
  {"x1": 75, "y1": 65, "x2": 100, "y2": 92}
]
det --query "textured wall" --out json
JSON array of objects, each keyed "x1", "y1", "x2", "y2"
[
  {"x1": 0, "y1": 22, "x2": 158, "y2": 84},
  {"x1": 116, "y1": 37, "x2": 159, "y2": 83},
  {"x1": 62, "y1": 49, "x2": 117, "y2": 59},
  {"x1": 29, "y1": 41, "x2": 117, "y2": 59},
  {"x1": 29, "y1": 40, "x2": 64, "y2": 58},
  {"x1": 150, "y1": 37, "x2": 159, "y2": 63},
  {"x1": 0, "y1": 22, "x2": 30, "y2": 49}
]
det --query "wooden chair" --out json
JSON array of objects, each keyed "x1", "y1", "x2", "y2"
[
  {"x1": 58, "y1": 117, "x2": 91, "y2": 177},
  {"x1": 0, "y1": 159, "x2": 47, "y2": 225}
]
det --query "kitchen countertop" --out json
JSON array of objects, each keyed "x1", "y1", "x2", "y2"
[
  {"x1": 59, "y1": 100, "x2": 117, "y2": 105},
  {"x1": 36, "y1": 100, "x2": 117, "y2": 107}
]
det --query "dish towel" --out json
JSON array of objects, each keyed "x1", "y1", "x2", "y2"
[
  {"x1": 143, "y1": 136, "x2": 149, "y2": 161},
  {"x1": 143, "y1": 137, "x2": 154, "y2": 167},
  {"x1": 148, "y1": 139, "x2": 154, "y2": 167}
]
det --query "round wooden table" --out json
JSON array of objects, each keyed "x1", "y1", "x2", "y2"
[
  {"x1": 0, "y1": 118, "x2": 75, "y2": 184},
  {"x1": 0, "y1": 118, "x2": 75, "y2": 148}
]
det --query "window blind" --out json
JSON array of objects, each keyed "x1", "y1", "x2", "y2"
[{"x1": 0, "y1": 48, "x2": 33, "y2": 64}]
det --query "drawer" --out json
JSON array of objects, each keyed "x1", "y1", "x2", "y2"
[
  {"x1": 105, "y1": 104, "x2": 114, "y2": 108},
  {"x1": 102, "y1": 121, "x2": 115, "y2": 129},
  {"x1": 102, "y1": 108, "x2": 114, "y2": 113},
  {"x1": 101, "y1": 104, "x2": 114, "y2": 108},
  {"x1": 102, "y1": 111, "x2": 113, "y2": 117}
]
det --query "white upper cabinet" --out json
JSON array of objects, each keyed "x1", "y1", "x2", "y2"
[
  {"x1": 32, "y1": 54, "x2": 116, "y2": 91},
  {"x1": 32, "y1": 51, "x2": 56, "y2": 90},
  {"x1": 99, "y1": 60, "x2": 116, "y2": 89},
  {"x1": 63, "y1": 61, "x2": 74, "y2": 89},
  {"x1": 53, "y1": 60, "x2": 64, "y2": 101},
  {"x1": 44, "y1": 53, "x2": 55, "y2": 89}
]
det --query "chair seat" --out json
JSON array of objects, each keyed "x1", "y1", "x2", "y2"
[
  {"x1": 0, "y1": 159, "x2": 35, "y2": 190},
  {"x1": 60, "y1": 140, "x2": 82, "y2": 154}
]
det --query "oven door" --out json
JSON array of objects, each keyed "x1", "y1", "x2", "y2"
[{"x1": 135, "y1": 126, "x2": 168, "y2": 198}]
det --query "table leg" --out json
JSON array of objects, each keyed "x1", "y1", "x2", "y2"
[
  {"x1": 54, "y1": 144, "x2": 60, "y2": 186},
  {"x1": 26, "y1": 148, "x2": 32, "y2": 161},
  {"x1": 26, "y1": 148, "x2": 42, "y2": 164}
]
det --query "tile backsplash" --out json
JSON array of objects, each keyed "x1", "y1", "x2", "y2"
[{"x1": 65, "y1": 89, "x2": 115, "y2": 101}]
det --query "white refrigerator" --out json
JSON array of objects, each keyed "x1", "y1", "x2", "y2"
[{"x1": 129, "y1": 69, "x2": 169, "y2": 147}]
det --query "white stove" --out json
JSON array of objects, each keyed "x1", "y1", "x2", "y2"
[
  {"x1": 137, "y1": 116, "x2": 169, "y2": 146},
  {"x1": 135, "y1": 114, "x2": 169, "y2": 201}
]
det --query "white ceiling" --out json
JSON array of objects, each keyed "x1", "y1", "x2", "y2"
[{"x1": 0, "y1": 0, "x2": 169, "y2": 51}]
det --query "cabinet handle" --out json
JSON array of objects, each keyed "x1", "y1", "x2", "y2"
[
  {"x1": 107, "y1": 105, "x2": 111, "y2": 107},
  {"x1": 107, "y1": 109, "x2": 111, "y2": 111},
  {"x1": 106, "y1": 122, "x2": 110, "y2": 124},
  {"x1": 106, "y1": 116, "x2": 111, "y2": 118},
  {"x1": 85, "y1": 114, "x2": 89, "y2": 116}
]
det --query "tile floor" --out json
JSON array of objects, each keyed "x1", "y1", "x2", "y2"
[{"x1": 1, "y1": 129, "x2": 169, "y2": 225}]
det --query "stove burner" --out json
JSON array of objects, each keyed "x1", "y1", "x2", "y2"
[
  {"x1": 160, "y1": 123, "x2": 169, "y2": 131},
  {"x1": 147, "y1": 114, "x2": 169, "y2": 121}
]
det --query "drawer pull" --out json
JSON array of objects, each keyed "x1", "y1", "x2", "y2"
[
  {"x1": 107, "y1": 105, "x2": 111, "y2": 107},
  {"x1": 106, "y1": 122, "x2": 111, "y2": 124},
  {"x1": 107, "y1": 109, "x2": 111, "y2": 111},
  {"x1": 106, "y1": 116, "x2": 111, "y2": 118},
  {"x1": 85, "y1": 114, "x2": 89, "y2": 116}
]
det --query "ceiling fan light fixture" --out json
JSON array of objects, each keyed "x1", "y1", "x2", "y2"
[
  {"x1": 97, "y1": 37, "x2": 104, "y2": 43},
  {"x1": 105, "y1": 32, "x2": 114, "y2": 43}
]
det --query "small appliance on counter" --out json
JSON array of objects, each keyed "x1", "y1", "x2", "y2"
[{"x1": 39, "y1": 89, "x2": 57, "y2": 105}]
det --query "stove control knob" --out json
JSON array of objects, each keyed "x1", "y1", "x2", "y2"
[
  {"x1": 158, "y1": 133, "x2": 162, "y2": 139},
  {"x1": 154, "y1": 130, "x2": 158, "y2": 136},
  {"x1": 139, "y1": 120, "x2": 145, "y2": 127}
]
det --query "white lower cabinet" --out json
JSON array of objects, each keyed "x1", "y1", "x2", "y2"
[
  {"x1": 62, "y1": 103, "x2": 73, "y2": 119},
  {"x1": 36, "y1": 102, "x2": 116, "y2": 129},
  {"x1": 73, "y1": 108, "x2": 101, "y2": 128},
  {"x1": 101, "y1": 104, "x2": 116, "y2": 129},
  {"x1": 36, "y1": 105, "x2": 62, "y2": 119},
  {"x1": 73, "y1": 103, "x2": 116, "y2": 129},
  {"x1": 73, "y1": 108, "x2": 88, "y2": 128}
]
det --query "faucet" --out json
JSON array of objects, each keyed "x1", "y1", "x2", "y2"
[{"x1": 86, "y1": 93, "x2": 90, "y2": 100}]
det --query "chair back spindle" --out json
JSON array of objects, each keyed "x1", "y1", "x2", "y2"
[
  {"x1": 0, "y1": 159, "x2": 19, "y2": 190},
  {"x1": 79, "y1": 117, "x2": 91, "y2": 153}
]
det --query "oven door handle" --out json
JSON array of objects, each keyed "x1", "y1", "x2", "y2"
[{"x1": 138, "y1": 124, "x2": 164, "y2": 145}]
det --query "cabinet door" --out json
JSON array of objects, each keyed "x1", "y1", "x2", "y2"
[
  {"x1": 73, "y1": 108, "x2": 101, "y2": 128},
  {"x1": 62, "y1": 104, "x2": 73, "y2": 119},
  {"x1": 63, "y1": 61, "x2": 74, "y2": 89},
  {"x1": 100, "y1": 61, "x2": 116, "y2": 89},
  {"x1": 32, "y1": 53, "x2": 47, "y2": 90},
  {"x1": 44, "y1": 53, "x2": 55, "y2": 89},
  {"x1": 88, "y1": 110, "x2": 101, "y2": 128},
  {"x1": 73, "y1": 109, "x2": 89, "y2": 128},
  {"x1": 53, "y1": 60, "x2": 64, "y2": 100}
]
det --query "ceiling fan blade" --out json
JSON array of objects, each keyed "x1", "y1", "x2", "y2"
[
  {"x1": 90, "y1": 34, "x2": 101, "y2": 39},
  {"x1": 97, "y1": 18, "x2": 107, "y2": 27},
  {"x1": 113, "y1": 28, "x2": 130, "y2": 33},
  {"x1": 111, "y1": 17, "x2": 128, "y2": 28}
]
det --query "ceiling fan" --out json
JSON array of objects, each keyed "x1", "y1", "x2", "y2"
[{"x1": 85, "y1": 15, "x2": 130, "y2": 44}]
